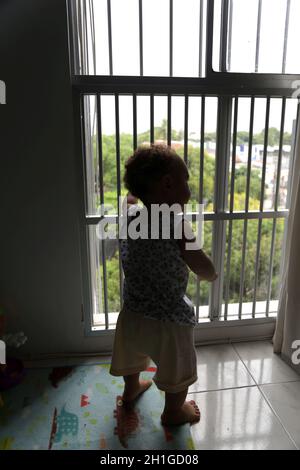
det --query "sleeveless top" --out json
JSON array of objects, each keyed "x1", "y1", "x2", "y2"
[{"x1": 119, "y1": 204, "x2": 196, "y2": 326}]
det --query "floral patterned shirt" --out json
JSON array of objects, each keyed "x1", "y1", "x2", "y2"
[{"x1": 119, "y1": 204, "x2": 196, "y2": 326}]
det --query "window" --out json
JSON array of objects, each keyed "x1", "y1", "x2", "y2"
[{"x1": 68, "y1": 0, "x2": 300, "y2": 334}]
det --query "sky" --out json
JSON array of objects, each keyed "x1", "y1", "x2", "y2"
[{"x1": 81, "y1": 0, "x2": 299, "y2": 135}]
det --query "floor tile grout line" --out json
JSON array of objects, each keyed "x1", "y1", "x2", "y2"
[
  {"x1": 258, "y1": 382, "x2": 299, "y2": 450},
  {"x1": 258, "y1": 384, "x2": 299, "y2": 450},
  {"x1": 232, "y1": 343, "x2": 298, "y2": 450},
  {"x1": 258, "y1": 379, "x2": 300, "y2": 386},
  {"x1": 188, "y1": 384, "x2": 257, "y2": 395}
]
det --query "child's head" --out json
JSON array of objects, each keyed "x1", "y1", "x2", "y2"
[{"x1": 124, "y1": 144, "x2": 191, "y2": 208}]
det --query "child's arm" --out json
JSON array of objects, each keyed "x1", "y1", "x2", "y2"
[{"x1": 177, "y1": 219, "x2": 218, "y2": 282}]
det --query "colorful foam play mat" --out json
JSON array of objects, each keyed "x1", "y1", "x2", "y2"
[{"x1": 0, "y1": 362, "x2": 195, "y2": 450}]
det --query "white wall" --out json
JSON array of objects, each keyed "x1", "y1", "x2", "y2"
[{"x1": 0, "y1": 0, "x2": 112, "y2": 357}]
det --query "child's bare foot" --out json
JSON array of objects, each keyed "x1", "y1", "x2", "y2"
[
  {"x1": 161, "y1": 400, "x2": 201, "y2": 426},
  {"x1": 122, "y1": 379, "x2": 152, "y2": 404}
]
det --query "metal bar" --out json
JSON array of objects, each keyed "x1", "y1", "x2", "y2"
[
  {"x1": 199, "y1": 96, "x2": 205, "y2": 204},
  {"x1": 224, "y1": 219, "x2": 232, "y2": 321},
  {"x1": 260, "y1": 98, "x2": 271, "y2": 211},
  {"x1": 184, "y1": 95, "x2": 189, "y2": 164},
  {"x1": 76, "y1": 0, "x2": 83, "y2": 74},
  {"x1": 229, "y1": 97, "x2": 238, "y2": 212},
  {"x1": 239, "y1": 219, "x2": 248, "y2": 320},
  {"x1": 89, "y1": 0, "x2": 96, "y2": 74},
  {"x1": 282, "y1": 0, "x2": 291, "y2": 74},
  {"x1": 238, "y1": 98, "x2": 255, "y2": 319},
  {"x1": 252, "y1": 97, "x2": 270, "y2": 317},
  {"x1": 85, "y1": 209, "x2": 289, "y2": 225},
  {"x1": 96, "y1": 94, "x2": 109, "y2": 329},
  {"x1": 72, "y1": 74, "x2": 300, "y2": 97},
  {"x1": 245, "y1": 98, "x2": 255, "y2": 212},
  {"x1": 96, "y1": 95, "x2": 105, "y2": 206},
  {"x1": 210, "y1": 96, "x2": 232, "y2": 321},
  {"x1": 255, "y1": 0, "x2": 262, "y2": 72},
  {"x1": 227, "y1": 0, "x2": 233, "y2": 72},
  {"x1": 107, "y1": 0, "x2": 113, "y2": 75},
  {"x1": 274, "y1": 98, "x2": 286, "y2": 211},
  {"x1": 76, "y1": 90, "x2": 99, "y2": 333},
  {"x1": 115, "y1": 93, "x2": 123, "y2": 305},
  {"x1": 205, "y1": 0, "x2": 214, "y2": 75},
  {"x1": 219, "y1": 0, "x2": 229, "y2": 72},
  {"x1": 224, "y1": 96, "x2": 239, "y2": 320},
  {"x1": 139, "y1": 0, "x2": 143, "y2": 76},
  {"x1": 196, "y1": 95, "x2": 205, "y2": 323},
  {"x1": 66, "y1": 0, "x2": 78, "y2": 77},
  {"x1": 167, "y1": 94, "x2": 172, "y2": 146},
  {"x1": 169, "y1": 0, "x2": 173, "y2": 77},
  {"x1": 252, "y1": 218, "x2": 261, "y2": 318},
  {"x1": 266, "y1": 218, "x2": 277, "y2": 317},
  {"x1": 133, "y1": 94, "x2": 137, "y2": 150},
  {"x1": 199, "y1": 0, "x2": 204, "y2": 77},
  {"x1": 150, "y1": 94, "x2": 154, "y2": 144},
  {"x1": 83, "y1": 0, "x2": 89, "y2": 75}
]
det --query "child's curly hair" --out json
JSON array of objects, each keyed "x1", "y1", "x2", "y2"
[{"x1": 124, "y1": 144, "x2": 179, "y2": 203}]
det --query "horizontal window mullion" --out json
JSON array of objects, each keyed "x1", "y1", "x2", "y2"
[{"x1": 72, "y1": 75, "x2": 300, "y2": 97}]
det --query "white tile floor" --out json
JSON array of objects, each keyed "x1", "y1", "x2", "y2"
[
  {"x1": 26, "y1": 340, "x2": 300, "y2": 449},
  {"x1": 189, "y1": 340, "x2": 300, "y2": 450}
]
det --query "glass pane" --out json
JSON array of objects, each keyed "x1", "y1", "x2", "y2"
[
  {"x1": 173, "y1": 0, "x2": 201, "y2": 77},
  {"x1": 286, "y1": 0, "x2": 300, "y2": 73},
  {"x1": 90, "y1": 224, "x2": 121, "y2": 329},
  {"x1": 83, "y1": 95, "x2": 99, "y2": 215},
  {"x1": 187, "y1": 96, "x2": 202, "y2": 204},
  {"x1": 137, "y1": 95, "x2": 150, "y2": 146},
  {"x1": 227, "y1": 0, "x2": 259, "y2": 72},
  {"x1": 93, "y1": 0, "x2": 110, "y2": 75},
  {"x1": 222, "y1": 219, "x2": 259, "y2": 319},
  {"x1": 111, "y1": 0, "x2": 139, "y2": 75},
  {"x1": 119, "y1": 95, "x2": 134, "y2": 196},
  {"x1": 224, "y1": 219, "x2": 243, "y2": 317},
  {"x1": 171, "y1": 96, "x2": 185, "y2": 150},
  {"x1": 143, "y1": 0, "x2": 169, "y2": 76},
  {"x1": 214, "y1": 0, "x2": 300, "y2": 74},
  {"x1": 212, "y1": 0, "x2": 222, "y2": 71},
  {"x1": 187, "y1": 220, "x2": 212, "y2": 321},
  {"x1": 154, "y1": 95, "x2": 168, "y2": 144},
  {"x1": 204, "y1": 97, "x2": 217, "y2": 211},
  {"x1": 259, "y1": 0, "x2": 287, "y2": 73},
  {"x1": 100, "y1": 95, "x2": 118, "y2": 215}
]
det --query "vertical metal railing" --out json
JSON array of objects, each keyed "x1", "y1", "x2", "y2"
[
  {"x1": 224, "y1": 96, "x2": 238, "y2": 320},
  {"x1": 139, "y1": 0, "x2": 144, "y2": 77},
  {"x1": 169, "y1": 0, "x2": 173, "y2": 77},
  {"x1": 252, "y1": 97, "x2": 270, "y2": 317},
  {"x1": 265, "y1": 98, "x2": 286, "y2": 316},
  {"x1": 238, "y1": 97, "x2": 255, "y2": 319},
  {"x1": 210, "y1": 96, "x2": 232, "y2": 320},
  {"x1": 282, "y1": 0, "x2": 291, "y2": 74},
  {"x1": 184, "y1": 95, "x2": 189, "y2": 165},
  {"x1": 255, "y1": 0, "x2": 262, "y2": 73},
  {"x1": 114, "y1": 93, "x2": 123, "y2": 306},
  {"x1": 107, "y1": 0, "x2": 113, "y2": 75},
  {"x1": 96, "y1": 94, "x2": 109, "y2": 329}
]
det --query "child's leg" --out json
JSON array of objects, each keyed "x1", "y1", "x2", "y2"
[
  {"x1": 161, "y1": 388, "x2": 200, "y2": 426},
  {"x1": 122, "y1": 372, "x2": 152, "y2": 404}
]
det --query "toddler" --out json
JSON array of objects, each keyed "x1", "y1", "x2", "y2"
[{"x1": 110, "y1": 144, "x2": 218, "y2": 426}]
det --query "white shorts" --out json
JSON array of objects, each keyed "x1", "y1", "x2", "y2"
[{"x1": 109, "y1": 306, "x2": 198, "y2": 393}]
